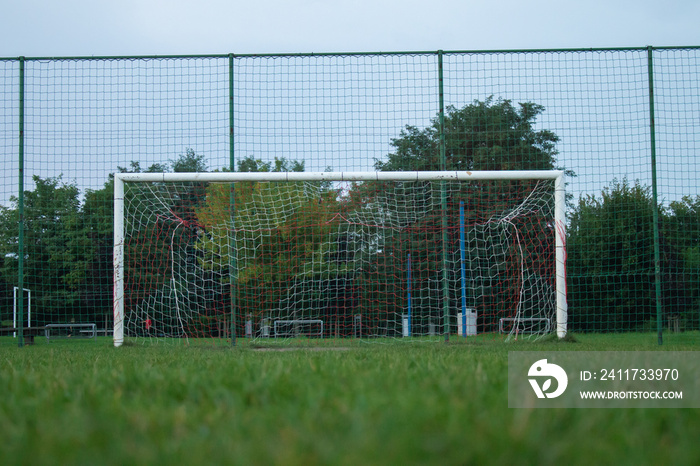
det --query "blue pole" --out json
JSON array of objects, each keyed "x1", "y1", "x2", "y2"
[
  {"x1": 407, "y1": 253, "x2": 412, "y2": 337},
  {"x1": 460, "y1": 202, "x2": 467, "y2": 338}
]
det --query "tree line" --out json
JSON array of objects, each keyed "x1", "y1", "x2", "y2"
[{"x1": 1, "y1": 98, "x2": 697, "y2": 333}]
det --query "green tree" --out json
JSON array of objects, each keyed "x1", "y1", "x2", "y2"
[
  {"x1": 0, "y1": 255, "x2": 13, "y2": 327},
  {"x1": 368, "y1": 97, "x2": 565, "y2": 332},
  {"x1": 194, "y1": 156, "x2": 352, "y2": 336},
  {"x1": 567, "y1": 179, "x2": 689, "y2": 331},
  {"x1": 665, "y1": 195, "x2": 700, "y2": 329},
  {"x1": 0, "y1": 176, "x2": 92, "y2": 324},
  {"x1": 171, "y1": 147, "x2": 208, "y2": 173},
  {"x1": 236, "y1": 155, "x2": 304, "y2": 174},
  {"x1": 81, "y1": 177, "x2": 116, "y2": 323},
  {"x1": 667, "y1": 195, "x2": 700, "y2": 251},
  {"x1": 376, "y1": 96, "x2": 560, "y2": 172},
  {"x1": 115, "y1": 149, "x2": 210, "y2": 331}
]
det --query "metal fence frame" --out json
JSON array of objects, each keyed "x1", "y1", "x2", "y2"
[{"x1": 2, "y1": 46, "x2": 699, "y2": 346}]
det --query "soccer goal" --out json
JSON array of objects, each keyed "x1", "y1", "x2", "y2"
[{"x1": 113, "y1": 170, "x2": 567, "y2": 347}]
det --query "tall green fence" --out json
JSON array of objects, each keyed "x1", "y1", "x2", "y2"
[{"x1": 1, "y1": 47, "x2": 698, "y2": 346}]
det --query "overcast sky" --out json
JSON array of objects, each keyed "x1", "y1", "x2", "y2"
[{"x1": 1, "y1": 0, "x2": 698, "y2": 57}]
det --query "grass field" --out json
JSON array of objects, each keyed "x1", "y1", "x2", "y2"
[{"x1": 0, "y1": 332, "x2": 698, "y2": 465}]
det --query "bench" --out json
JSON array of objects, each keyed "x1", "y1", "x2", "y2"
[
  {"x1": 1, "y1": 323, "x2": 98, "y2": 344},
  {"x1": 273, "y1": 319, "x2": 324, "y2": 338},
  {"x1": 45, "y1": 323, "x2": 97, "y2": 342}
]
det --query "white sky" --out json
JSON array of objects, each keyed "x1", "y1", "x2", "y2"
[
  {"x1": 1, "y1": 0, "x2": 698, "y2": 207},
  {"x1": 1, "y1": 0, "x2": 698, "y2": 57}
]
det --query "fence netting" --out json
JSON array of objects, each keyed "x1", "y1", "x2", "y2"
[{"x1": 1, "y1": 47, "x2": 698, "y2": 344}]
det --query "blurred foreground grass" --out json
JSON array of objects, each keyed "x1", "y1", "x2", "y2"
[{"x1": 0, "y1": 333, "x2": 697, "y2": 465}]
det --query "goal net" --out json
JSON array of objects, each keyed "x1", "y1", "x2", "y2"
[{"x1": 113, "y1": 171, "x2": 566, "y2": 346}]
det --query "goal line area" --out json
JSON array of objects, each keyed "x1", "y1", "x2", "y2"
[{"x1": 113, "y1": 170, "x2": 566, "y2": 347}]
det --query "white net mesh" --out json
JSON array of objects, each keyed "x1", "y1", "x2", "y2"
[{"x1": 121, "y1": 176, "x2": 559, "y2": 343}]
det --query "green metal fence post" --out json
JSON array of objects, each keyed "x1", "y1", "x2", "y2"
[
  {"x1": 647, "y1": 46, "x2": 664, "y2": 346},
  {"x1": 438, "y1": 50, "x2": 450, "y2": 342},
  {"x1": 17, "y1": 57, "x2": 25, "y2": 348},
  {"x1": 229, "y1": 53, "x2": 237, "y2": 347}
]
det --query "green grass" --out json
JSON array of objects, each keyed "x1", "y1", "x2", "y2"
[{"x1": 0, "y1": 333, "x2": 698, "y2": 465}]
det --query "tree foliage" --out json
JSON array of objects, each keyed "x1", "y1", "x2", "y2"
[
  {"x1": 193, "y1": 155, "x2": 352, "y2": 332},
  {"x1": 4, "y1": 109, "x2": 697, "y2": 337},
  {"x1": 664, "y1": 195, "x2": 700, "y2": 329},
  {"x1": 0, "y1": 176, "x2": 92, "y2": 323},
  {"x1": 0, "y1": 148, "x2": 211, "y2": 326},
  {"x1": 376, "y1": 96, "x2": 560, "y2": 172},
  {"x1": 369, "y1": 97, "x2": 564, "y2": 331},
  {"x1": 567, "y1": 179, "x2": 692, "y2": 331}
]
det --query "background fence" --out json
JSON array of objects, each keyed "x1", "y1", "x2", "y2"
[{"x1": 1, "y1": 46, "x2": 698, "y2": 345}]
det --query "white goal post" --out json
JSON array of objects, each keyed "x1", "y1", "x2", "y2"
[{"x1": 113, "y1": 170, "x2": 567, "y2": 347}]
